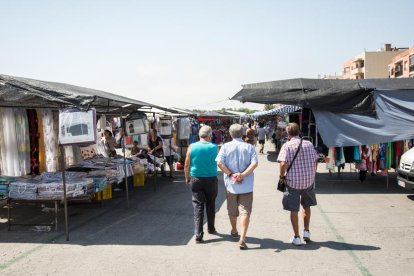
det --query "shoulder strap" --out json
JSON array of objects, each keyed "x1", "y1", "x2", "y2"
[{"x1": 286, "y1": 138, "x2": 302, "y2": 173}]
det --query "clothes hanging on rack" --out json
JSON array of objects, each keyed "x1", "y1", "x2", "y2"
[
  {"x1": 326, "y1": 147, "x2": 335, "y2": 171},
  {"x1": 189, "y1": 122, "x2": 199, "y2": 144},
  {"x1": 0, "y1": 108, "x2": 21, "y2": 176},
  {"x1": 36, "y1": 109, "x2": 46, "y2": 173},
  {"x1": 15, "y1": 108, "x2": 30, "y2": 175},
  {"x1": 42, "y1": 109, "x2": 58, "y2": 172}
]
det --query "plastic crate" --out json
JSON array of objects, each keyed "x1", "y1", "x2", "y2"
[{"x1": 93, "y1": 184, "x2": 112, "y2": 201}]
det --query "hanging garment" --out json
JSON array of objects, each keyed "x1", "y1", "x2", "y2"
[
  {"x1": 326, "y1": 147, "x2": 335, "y2": 171},
  {"x1": 335, "y1": 147, "x2": 345, "y2": 167},
  {"x1": 64, "y1": 145, "x2": 83, "y2": 168},
  {"x1": 36, "y1": 109, "x2": 47, "y2": 173},
  {"x1": 27, "y1": 109, "x2": 40, "y2": 175},
  {"x1": 52, "y1": 111, "x2": 60, "y2": 171},
  {"x1": 353, "y1": 146, "x2": 361, "y2": 162},
  {"x1": 0, "y1": 108, "x2": 21, "y2": 176},
  {"x1": 14, "y1": 109, "x2": 30, "y2": 175},
  {"x1": 42, "y1": 109, "x2": 58, "y2": 172},
  {"x1": 379, "y1": 143, "x2": 386, "y2": 170}
]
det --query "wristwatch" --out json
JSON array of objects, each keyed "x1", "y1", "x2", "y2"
[{"x1": 227, "y1": 173, "x2": 232, "y2": 177}]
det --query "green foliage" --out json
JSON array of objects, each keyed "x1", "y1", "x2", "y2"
[
  {"x1": 190, "y1": 107, "x2": 259, "y2": 114},
  {"x1": 264, "y1": 104, "x2": 274, "y2": 111}
]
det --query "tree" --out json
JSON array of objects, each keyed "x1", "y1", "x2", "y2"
[{"x1": 264, "y1": 104, "x2": 274, "y2": 111}]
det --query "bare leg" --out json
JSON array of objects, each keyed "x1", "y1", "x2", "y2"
[
  {"x1": 303, "y1": 207, "x2": 311, "y2": 230},
  {"x1": 239, "y1": 215, "x2": 250, "y2": 242},
  {"x1": 290, "y1": 211, "x2": 299, "y2": 236},
  {"x1": 229, "y1": 216, "x2": 238, "y2": 234}
]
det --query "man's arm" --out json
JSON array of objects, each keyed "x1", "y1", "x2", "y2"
[
  {"x1": 184, "y1": 145, "x2": 191, "y2": 184},
  {"x1": 279, "y1": 161, "x2": 286, "y2": 178},
  {"x1": 241, "y1": 162, "x2": 258, "y2": 178},
  {"x1": 217, "y1": 162, "x2": 232, "y2": 177}
]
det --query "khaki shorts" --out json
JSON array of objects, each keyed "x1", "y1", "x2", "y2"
[{"x1": 226, "y1": 191, "x2": 253, "y2": 217}]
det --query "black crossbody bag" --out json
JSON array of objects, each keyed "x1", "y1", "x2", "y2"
[{"x1": 277, "y1": 138, "x2": 302, "y2": 192}]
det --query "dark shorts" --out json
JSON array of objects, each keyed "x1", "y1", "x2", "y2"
[
  {"x1": 259, "y1": 139, "x2": 265, "y2": 145},
  {"x1": 282, "y1": 185, "x2": 317, "y2": 212}
]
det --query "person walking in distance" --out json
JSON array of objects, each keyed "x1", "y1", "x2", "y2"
[
  {"x1": 277, "y1": 123, "x2": 319, "y2": 246},
  {"x1": 184, "y1": 125, "x2": 219, "y2": 243},
  {"x1": 257, "y1": 122, "x2": 266, "y2": 154},
  {"x1": 216, "y1": 124, "x2": 258, "y2": 250}
]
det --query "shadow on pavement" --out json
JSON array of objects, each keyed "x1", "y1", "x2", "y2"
[
  {"x1": 315, "y1": 171, "x2": 411, "y2": 194},
  {"x1": 203, "y1": 233, "x2": 380, "y2": 252},
  {"x1": 266, "y1": 151, "x2": 279, "y2": 163},
  {"x1": 407, "y1": 195, "x2": 414, "y2": 201},
  {"x1": 0, "y1": 172, "x2": 227, "y2": 246}
]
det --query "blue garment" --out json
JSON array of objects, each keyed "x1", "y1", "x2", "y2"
[
  {"x1": 216, "y1": 138, "x2": 258, "y2": 194},
  {"x1": 190, "y1": 141, "x2": 218, "y2": 177}
]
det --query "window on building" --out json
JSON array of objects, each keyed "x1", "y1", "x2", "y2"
[{"x1": 410, "y1": 55, "x2": 414, "y2": 72}]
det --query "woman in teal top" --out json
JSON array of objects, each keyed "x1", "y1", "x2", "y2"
[{"x1": 184, "y1": 125, "x2": 218, "y2": 243}]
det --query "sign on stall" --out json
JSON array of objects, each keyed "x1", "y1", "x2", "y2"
[{"x1": 59, "y1": 108, "x2": 97, "y2": 145}]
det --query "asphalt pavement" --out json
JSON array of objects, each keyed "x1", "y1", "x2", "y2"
[{"x1": 1, "y1": 141, "x2": 414, "y2": 275}]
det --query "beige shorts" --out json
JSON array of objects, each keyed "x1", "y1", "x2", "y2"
[{"x1": 226, "y1": 191, "x2": 253, "y2": 217}]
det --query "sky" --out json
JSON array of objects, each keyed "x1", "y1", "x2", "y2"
[{"x1": 1, "y1": 0, "x2": 413, "y2": 111}]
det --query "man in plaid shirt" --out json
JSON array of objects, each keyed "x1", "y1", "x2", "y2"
[{"x1": 277, "y1": 123, "x2": 318, "y2": 246}]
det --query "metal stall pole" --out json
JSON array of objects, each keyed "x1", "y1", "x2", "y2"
[
  {"x1": 152, "y1": 112, "x2": 157, "y2": 192},
  {"x1": 59, "y1": 145, "x2": 69, "y2": 241},
  {"x1": 121, "y1": 110, "x2": 130, "y2": 209}
]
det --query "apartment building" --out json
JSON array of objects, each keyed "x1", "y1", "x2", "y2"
[
  {"x1": 342, "y1": 44, "x2": 407, "y2": 79},
  {"x1": 388, "y1": 47, "x2": 414, "y2": 78}
]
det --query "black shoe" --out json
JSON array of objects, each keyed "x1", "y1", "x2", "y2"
[
  {"x1": 195, "y1": 237, "x2": 204, "y2": 244},
  {"x1": 208, "y1": 229, "x2": 217, "y2": 235}
]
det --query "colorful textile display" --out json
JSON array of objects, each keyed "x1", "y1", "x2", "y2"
[
  {"x1": 36, "y1": 109, "x2": 46, "y2": 173},
  {"x1": 42, "y1": 109, "x2": 59, "y2": 172},
  {"x1": 27, "y1": 109, "x2": 40, "y2": 175},
  {"x1": 15, "y1": 109, "x2": 30, "y2": 175}
]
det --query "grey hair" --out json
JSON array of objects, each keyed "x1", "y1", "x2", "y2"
[
  {"x1": 229, "y1": 124, "x2": 243, "y2": 138},
  {"x1": 199, "y1": 125, "x2": 212, "y2": 138}
]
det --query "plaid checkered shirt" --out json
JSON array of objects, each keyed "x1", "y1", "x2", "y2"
[{"x1": 277, "y1": 136, "x2": 318, "y2": 189}]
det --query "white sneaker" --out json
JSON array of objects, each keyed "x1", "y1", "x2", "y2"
[
  {"x1": 303, "y1": 230, "x2": 311, "y2": 242},
  {"x1": 290, "y1": 236, "x2": 302, "y2": 246}
]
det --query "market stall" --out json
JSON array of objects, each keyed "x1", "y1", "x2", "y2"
[
  {"x1": 0, "y1": 74, "x2": 161, "y2": 240},
  {"x1": 231, "y1": 77, "x2": 414, "y2": 187}
]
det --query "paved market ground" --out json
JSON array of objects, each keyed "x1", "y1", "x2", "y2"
[{"x1": 1, "y1": 142, "x2": 414, "y2": 275}]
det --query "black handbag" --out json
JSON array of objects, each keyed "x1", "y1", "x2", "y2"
[{"x1": 277, "y1": 138, "x2": 302, "y2": 192}]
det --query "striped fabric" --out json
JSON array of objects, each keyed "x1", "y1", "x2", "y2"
[
  {"x1": 247, "y1": 105, "x2": 301, "y2": 118},
  {"x1": 277, "y1": 136, "x2": 318, "y2": 189}
]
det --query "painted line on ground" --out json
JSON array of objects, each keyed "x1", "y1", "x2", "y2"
[
  {"x1": 0, "y1": 244, "x2": 46, "y2": 270},
  {"x1": 317, "y1": 204, "x2": 372, "y2": 276}
]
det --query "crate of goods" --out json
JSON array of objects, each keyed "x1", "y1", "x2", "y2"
[
  {"x1": 93, "y1": 184, "x2": 112, "y2": 201},
  {"x1": 133, "y1": 173, "x2": 145, "y2": 187}
]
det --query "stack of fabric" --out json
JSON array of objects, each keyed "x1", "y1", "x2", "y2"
[
  {"x1": 8, "y1": 179, "x2": 39, "y2": 200},
  {"x1": 36, "y1": 178, "x2": 94, "y2": 199},
  {"x1": 0, "y1": 176, "x2": 16, "y2": 198}
]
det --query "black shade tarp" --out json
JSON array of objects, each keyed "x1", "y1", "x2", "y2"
[
  {"x1": 314, "y1": 89, "x2": 414, "y2": 147},
  {"x1": 0, "y1": 74, "x2": 157, "y2": 114},
  {"x1": 232, "y1": 78, "x2": 414, "y2": 116}
]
